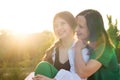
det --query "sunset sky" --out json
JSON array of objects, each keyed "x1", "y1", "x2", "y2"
[{"x1": 0, "y1": 0, "x2": 119, "y2": 34}]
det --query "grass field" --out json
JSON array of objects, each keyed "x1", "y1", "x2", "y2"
[{"x1": 0, "y1": 67, "x2": 33, "y2": 80}]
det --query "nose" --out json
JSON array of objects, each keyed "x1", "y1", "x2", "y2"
[{"x1": 75, "y1": 26, "x2": 80, "y2": 32}]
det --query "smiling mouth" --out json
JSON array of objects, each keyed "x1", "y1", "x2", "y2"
[{"x1": 76, "y1": 33, "x2": 81, "y2": 36}]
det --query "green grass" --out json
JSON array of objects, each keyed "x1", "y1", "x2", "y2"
[{"x1": 0, "y1": 67, "x2": 33, "y2": 80}]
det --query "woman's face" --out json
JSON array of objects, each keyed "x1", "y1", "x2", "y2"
[
  {"x1": 75, "y1": 16, "x2": 89, "y2": 41},
  {"x1": 53, "y1": 17, "x2": 73, "y2": 40}
]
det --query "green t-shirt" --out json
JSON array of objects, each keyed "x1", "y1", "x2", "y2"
[{"x1": 88, "y1": 43, "x2": 120, "y2": 80}]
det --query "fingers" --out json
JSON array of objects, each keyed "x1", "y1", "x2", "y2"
[
  {"x1": 75, "y1": 39, "x2": 86, "y2": 49},
  {"x1": 32, "y1": 75, "x2": 52, "y2": 80},
  {"x1": 32, "y1": 75, "x2": 43, "y2": 80}
]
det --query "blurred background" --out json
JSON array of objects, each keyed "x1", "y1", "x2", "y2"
[{"x1": 0, "y1": 0, "x2": 120, "y2": 80}]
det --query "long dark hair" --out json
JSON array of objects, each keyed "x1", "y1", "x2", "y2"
[{"x1": 76, "y1": 9, "x2": 112, "y2": 46}]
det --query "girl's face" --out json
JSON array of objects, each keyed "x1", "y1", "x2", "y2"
[
  {"x1": 53, "y1": 17, "x2": 73, "y2": 40},
  {"x1": 75, "y1": 16, "x2": 89, "y2": 41}
]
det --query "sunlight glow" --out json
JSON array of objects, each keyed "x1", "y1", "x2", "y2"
[
  {"x1": 11, "y1": 27, "x2": 41, "y2": 35},
  {"x1": 0, "y1": 0, "x2": 119, "y2": 34}
]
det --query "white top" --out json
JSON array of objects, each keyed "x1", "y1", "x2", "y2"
[
  {"x1": 68, "y1": 41, "x2": 89, "y2": 73},
  {"x1": 55, "y1": 41, "x2": 90, "y2": 80}
]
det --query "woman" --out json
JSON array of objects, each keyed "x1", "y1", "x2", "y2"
[{"x1": 74, "y1": 9, "x2": 120, "y2": 80}]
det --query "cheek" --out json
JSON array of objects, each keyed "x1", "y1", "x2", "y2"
[
  {"x1": 54, "y1": 29, "x2": 58, "y2": 36},
  {"x1": 84, "y1": 31, "x2": 89, "y2": 39},
  {"x1": 54, "y1": 27, "x2": 59, "y2": 33},
  {"x1": 65, "y1": 26, "x2": 73, "y2": 34}
]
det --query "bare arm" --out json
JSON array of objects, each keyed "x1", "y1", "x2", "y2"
[
  {"x1": 74, "y1": 40, "x2": 102, "y2": 78},
  {"x1": 32, "y1": 75, "x2": 55, "y2": 80}
]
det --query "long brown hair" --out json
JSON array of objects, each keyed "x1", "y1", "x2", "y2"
[
  {"x1": 76, "y1": 9, "x2": 114, "y2": 46},
  {"x1": 42, "y1": 39, "x2": 61, "y2": 63},
  {"x1": 42, "y1": 11, "x2": 76, "y2": 64}
]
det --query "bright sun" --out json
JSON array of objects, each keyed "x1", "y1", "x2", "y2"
[
  {"x1": 0, "y1": 0, "x2": 120, "y2": 35},
  {"x1": 11, "y1": 27, "x2": 39, "y2": 35}
]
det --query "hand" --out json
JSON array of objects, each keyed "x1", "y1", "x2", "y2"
[
  {"x1": 32, "y1": 75, "x2": 55, "y2": 80},
  {"x1": 74, "y1": 40, "x2": 86, "y2": 53}
]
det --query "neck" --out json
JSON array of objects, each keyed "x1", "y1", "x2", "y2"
[{"x1": 61, "y1": 36, "x2": 74, "y2": 48}]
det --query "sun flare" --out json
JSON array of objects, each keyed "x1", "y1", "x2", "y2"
[
  {"x1": 9, "y1": 27, "x2": 42, "y2": 35},
  {"x1": 0, "y1": 0, "x2": 120, "y2": 36}
]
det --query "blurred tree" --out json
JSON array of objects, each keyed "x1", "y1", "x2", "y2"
[
  {"x1": 107, "y1": 15, "x2": 120, "y2": 63},
  {"x1": 107, "y1": 15, "x2": 120, "y2": 47},
  {"x1": 0, "y1": 30, "x2": 55, "y2": 79}
]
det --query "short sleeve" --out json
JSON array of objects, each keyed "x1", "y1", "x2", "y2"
[{"x1": 90, "y1": 44, "x2": 115, "y2": 67}]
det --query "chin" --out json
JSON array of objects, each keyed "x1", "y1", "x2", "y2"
[{"x1": 77, "y1": 36, "x2": 81, "y2": 40}]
